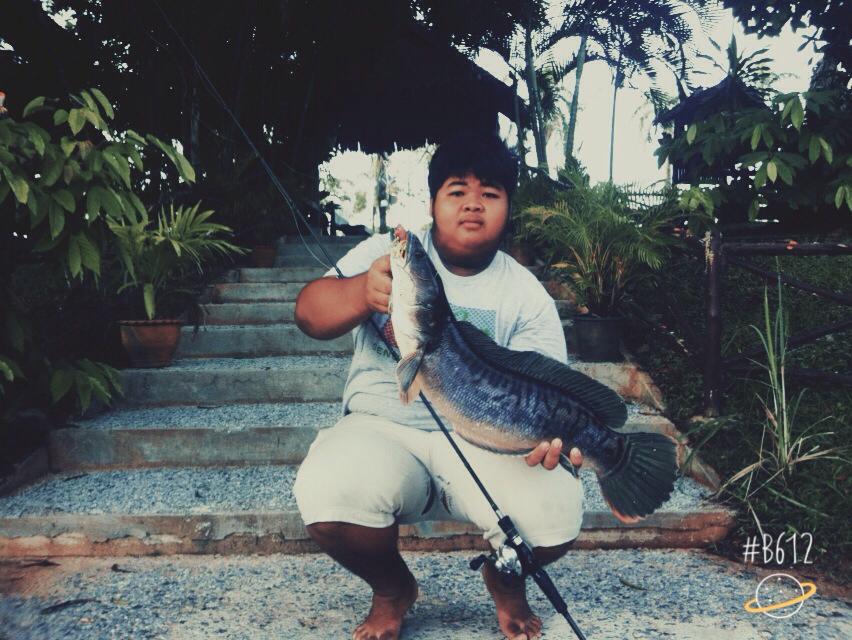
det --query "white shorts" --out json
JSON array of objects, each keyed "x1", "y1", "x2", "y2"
[{"x1": 293, "y1": 412, "x2": 584, "y2": 550}]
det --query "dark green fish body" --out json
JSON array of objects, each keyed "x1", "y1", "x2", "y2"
[{"x1": 389, "y1": 228, "x2": 678, "y2": 523}]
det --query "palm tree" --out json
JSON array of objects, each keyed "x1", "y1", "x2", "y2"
[
  {"x1": 604, "y1": 1, "x2": 717, "y2": 181},
  {"x1": 542, "y1": 1, "x2": 716, "y2": 175},
  {"x1": 695, "y1": 34, "x2": 784, "y2": 99}
]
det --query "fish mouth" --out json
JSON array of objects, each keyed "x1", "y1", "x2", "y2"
[{"x1": 391, "y1": 226, "x2": 412, "y2": 265}]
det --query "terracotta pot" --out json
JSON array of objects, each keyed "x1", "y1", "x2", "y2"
[
  {"x1": 250, "y1": 244, "x2": 276, "y2": 267},
  {"x1": 119, "y1": 319, "x2": 183, "y2": 368},
  {"x1": 573, "y1": 314, "x2": 624, "y2": 362}
]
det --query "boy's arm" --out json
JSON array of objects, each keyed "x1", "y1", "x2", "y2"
[{"x1": 295, "y1": 254, "x2": 392, "y2": 340}]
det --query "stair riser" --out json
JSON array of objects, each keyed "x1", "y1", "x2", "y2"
[
  {"x1": 220, "y1": 267, "x2": 327, "y2": 283},
  {"x1": 0, "y1": 511, "x2": 734, "y2": 557},
  {"x1": 119, "y1": 368, "x2": 347, "y2": 406},
  {"x1": 175, "y1": 327, "x2": 352, "y2": 357},
  {"x1": 211, "y1": 283, "x2": 306, "y2": 303},
  {"x1": 201, "y1": 303, "x2": 296, "y2": 324},
  {"x1": 273, "y1": 256, "x2": 340, "y2": 268},
  {"x1": 238, "y1": 267, "x2": 327, "y2": 282},
  {"x1": 49, "y1": 427, "x2": 320, "y2": 471},
  {"x1": 48, "y1": 417, "x2": 677, "y2": 471}
]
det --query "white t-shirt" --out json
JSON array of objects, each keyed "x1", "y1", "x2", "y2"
[{"x1": 324, "y1": 224, "x2": 567, "y2": 431}]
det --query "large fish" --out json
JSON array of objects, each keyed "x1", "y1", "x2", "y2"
[{"x1": 387, "y1": 227, "x2": 678, "y2": 523}]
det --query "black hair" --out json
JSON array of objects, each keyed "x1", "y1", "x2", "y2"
[{"x1": 427, "y1": 132, "x2": 519, "y2": 201}]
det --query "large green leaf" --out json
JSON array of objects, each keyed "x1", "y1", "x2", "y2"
[
  {"x1": 50, "y1": 368, "x2": 75, "y2": 402},
  {"x1": 53, "y1": 189, "x2": 75, "y2": 213},
  {"x1": 103, "y1": 149, "x2": 131, "y2": 188},
  {"x1": 90, "y1": 88, "x2": 115, "y2": 119},
  {"x1": 40, "y1": 152, "x2": 64, "y2": 187},
  {"x1": 2, "y1": 168, "x2": 30, "y2": 204},
  {"x1": 68, "y1": 109, "x2": 86, "y2": 135},
  {"x1": 79, "y1": 90, "x2": 98, "y2": 112},
  {"x1": 75, "y1": 374, "x2": 93, "y2": 413},
  {"x1": 86, "y1": 186, "x2": 103, "y2": 221},
  {"x1": 77, "y1": 233, "x2": 101, "y2": 275},
  {"x1": 143, "y1": 283, "x2": 156, "y2": 320},
  {"x1": 48, "y1": 202, "x2": 65, "y2": 239},
  {"x1": 22, "y1": 96, "x2": 45, "y2": 118},
  {"x1": 67, "y1": 234, "x2": 82, "y2": 277}
]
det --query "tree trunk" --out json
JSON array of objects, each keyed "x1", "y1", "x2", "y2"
[
  {"x1": 608, "y1": 50, "x2": 624, "y2": 183},
  {"x1": 564, "y1": 32, "x2": 587, "y2": 163},
  {"x1": 512, "y1": 75, "x2": 526, "y2": 170},
  {"x1": 524, "y1": 23, "x2": 548, "y2": 171}
]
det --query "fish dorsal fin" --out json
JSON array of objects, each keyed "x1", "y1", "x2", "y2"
[{"x1": 453, "y1": 320, "x2": 628, "y2": 430}]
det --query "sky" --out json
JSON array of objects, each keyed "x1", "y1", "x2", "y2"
[{"x1": 322, "y1": 4, "x2": 818, "y2": 232}]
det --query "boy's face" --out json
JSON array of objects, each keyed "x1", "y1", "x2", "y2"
[{"x1": 429, "y1": 173, "x2": 509, "y2": 268}]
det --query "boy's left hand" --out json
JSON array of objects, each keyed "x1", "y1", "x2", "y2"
[{"x1": 525, "y1": 438, "x2": 583, "y2": 471}]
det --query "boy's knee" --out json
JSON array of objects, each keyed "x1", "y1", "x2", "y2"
[
  {"x1": 532, "y1": 538, "x2": 576, "y2": 565},
  {"x1": 305, "y1": 521, "x2": 346, "y2": 544}
]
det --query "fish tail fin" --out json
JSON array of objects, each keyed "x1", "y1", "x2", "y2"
[{"x1": 597, "y1": 432, "x2": 679, "y2": 524}]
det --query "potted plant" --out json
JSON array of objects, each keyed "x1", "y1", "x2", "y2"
[
  {"x1": 517, "y1": 182, "x2": 678, "y2": 361},
  {"x1": 108, "y1": 203, "x2": 246, "y2": 367}
]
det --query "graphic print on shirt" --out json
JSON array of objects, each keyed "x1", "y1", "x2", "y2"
[{"x1": 449, "y1": 303, "x2": 496, "y2": 339}]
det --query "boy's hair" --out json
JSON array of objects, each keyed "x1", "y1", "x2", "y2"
[{"x1": 427, "y1": 132, "x2": 519, "y2": 201}]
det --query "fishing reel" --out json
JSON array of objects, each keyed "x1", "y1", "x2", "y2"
[{"x1": 470, "y1": 543, "x2": 524, "y2": 582}]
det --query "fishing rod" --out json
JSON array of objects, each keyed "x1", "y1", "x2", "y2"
[{"x1": 149, "y1": 3, "x2": 587, "y2": 637}]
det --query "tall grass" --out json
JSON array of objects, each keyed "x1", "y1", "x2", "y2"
[{"x1": 714, "y1": 267, "x2": 849, "y2": 529}]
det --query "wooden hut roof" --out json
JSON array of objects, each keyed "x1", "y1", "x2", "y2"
[{"x1": 654, "y1": 76, "x2": 767, "y2": 128}]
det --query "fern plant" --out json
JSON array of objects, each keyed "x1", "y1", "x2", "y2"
[
  {"x1": 516, "y1": 181, "x2": 679, "y2": 316},
  {"x1": 109, "y1": 203, "x2": 246, "y2": 320}
]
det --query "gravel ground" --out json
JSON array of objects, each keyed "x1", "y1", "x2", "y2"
[
  {"x1": 70, "y1": 401, "x2": 650, "y2": 432},
  {"x1": 0, "y1": 465, "x2": 714, "y2": 518},
  {"x1": 70, "y1": 402, "x2": 344, "y2": 431},
  {"x1": 1, "y1": 549, "x2": 848, "y2": 639}
]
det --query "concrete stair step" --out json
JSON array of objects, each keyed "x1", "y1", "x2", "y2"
[
  {"x1": 200, "y1": 300, "x2": 570, "y2": 327},
  {"x1": 52, "y1": 402, "x2": 342, "y2": 470},
  {"x1": 201, "y1": 302, "x2": 296, "y2": 325},
  {"x1": 118, "y1": 356, "x2": 350, "y2": 406},
  {"x1": 274, "y1": 255, "x2": 333, "y2": 268},
  {"x1": 0, "y1": 464, "x2": 735, "y2": 557},
  {"x1": 49, "y1": 401, "x2": 673, "y2": 471},
  {"x1": 209, "y1": 282, "x2": 307, "y2": 303},
  {"x1": 175, "y1": 323, "x2": 352, "y2": 357},
  {"x1": 220, "y1": 267, "x2": 328, "y2": 283}
]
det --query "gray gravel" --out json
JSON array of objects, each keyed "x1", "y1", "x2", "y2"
[
  {"x1": 0, "y1": 464, "x2": 714, "y2": 519},
  {"x1": 71, "y1": 402, "x2": 652, "y2": 432},
  {"x1": 1, "y1": 549, "x2": 848, "y2": 639},
  {"x1": 70, "y1": 402, "x2": 343, "y2": 431},
  {"x1": 131, "y1": 355, "x2": 352, "y2": 372}
]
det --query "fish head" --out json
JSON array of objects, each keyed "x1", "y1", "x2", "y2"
[{"x1": 389, "y1": 226, "x2": 447, "y2": 356}]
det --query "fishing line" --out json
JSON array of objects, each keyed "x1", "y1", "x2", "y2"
[{"x1": 148, "y1": 4, "x2": 587, "y2": 637}]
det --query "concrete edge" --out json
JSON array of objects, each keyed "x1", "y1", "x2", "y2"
[{"x1": 0, "y1": 508, "x2": 737, "y2": 557}]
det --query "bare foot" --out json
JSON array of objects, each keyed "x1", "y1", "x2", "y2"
[
  {"x1": 482, "y1": 564, "x2": 542, "y2": 640},
  {"x1": 352, "y1": 570, "x2": 419, "y2": 640}
]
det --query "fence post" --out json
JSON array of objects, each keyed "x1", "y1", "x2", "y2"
[{"x1": 703, "y1": 229, "x2": 723, "y2": 417}]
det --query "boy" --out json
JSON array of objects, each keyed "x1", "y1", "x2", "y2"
[{"x1": 293, "y1": 133, "x2": 584, "y2": 640}]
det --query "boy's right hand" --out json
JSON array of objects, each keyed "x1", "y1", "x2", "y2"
[{"x1": 364, "y1": 254, "x2": 392, "y2": 314}]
